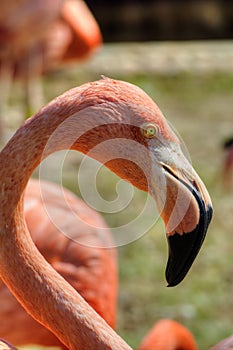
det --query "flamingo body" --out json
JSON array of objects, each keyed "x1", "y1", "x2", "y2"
[{"x1": 0, "y1": 179, "x2": 117, "y2": 347}]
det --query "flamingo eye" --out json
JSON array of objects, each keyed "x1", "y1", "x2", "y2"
[{"x1": 140, "y1": 123, "x2": 159, "y2": 139}]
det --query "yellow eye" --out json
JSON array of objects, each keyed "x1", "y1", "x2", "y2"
[{"x1": 140, "y1": 123, "x2": 159, "y2": 139}]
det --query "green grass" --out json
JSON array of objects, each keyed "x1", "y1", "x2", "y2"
[{"x1": 5, "y1": 66, "x2": 233, "y2": 349}]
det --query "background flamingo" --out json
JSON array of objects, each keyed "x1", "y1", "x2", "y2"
[
  {"x1": 0, "y1": 0, "x2": 102, "y2": 133},
  {"x1": 0, "y1": 78, "x2": 212, "y2": 349},
  {"x1": 137, "y1": 320, "x2": 233, "y2": 350},
  {"x1": 0, "y1": 179, "x2": 117, "y2": 348},
  {"x1": 137, "y1": 319, "x2": 198, "y2": 350}
]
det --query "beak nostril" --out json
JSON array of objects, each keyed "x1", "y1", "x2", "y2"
[{"x1": 192, "y1": 179, "x2": 199, "y2": 192}]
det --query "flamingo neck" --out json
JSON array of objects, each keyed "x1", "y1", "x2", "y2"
[{"x1": 0, "y1": 83, "x2": 132, "y2": 350}]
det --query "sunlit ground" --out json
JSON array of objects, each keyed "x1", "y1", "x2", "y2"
[{"x1": 3, "y1": 42, "x2": 233, "y2": 349}]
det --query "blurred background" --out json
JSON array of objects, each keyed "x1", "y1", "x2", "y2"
[
  {"x1": 86, "y1": 0, "x2": 233, "y2": 41},
  {"x1": 0, "y1": 0, "x2": 233, "y2": 349}
]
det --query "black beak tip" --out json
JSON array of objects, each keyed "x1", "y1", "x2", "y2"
[
  {"x1": 165, "y1": 233, "x2": 194, "y2": 287},
  {"x1": 165, "y1": 204, "x2": 213, "y2": 287}
]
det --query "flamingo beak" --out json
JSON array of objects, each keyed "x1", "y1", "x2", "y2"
[{"x1": 149, "y1": 146, "x2": 213, "y2": 287}]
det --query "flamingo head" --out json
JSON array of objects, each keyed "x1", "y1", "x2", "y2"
[{"x1": 71, "y1": 77, "x2": 213, "y2": 286}]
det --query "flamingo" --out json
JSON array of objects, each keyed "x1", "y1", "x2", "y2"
[
  {"x1": 0, "y1": 77, "x2": 212, "y2": 349},
  {"x1": 137, "y1": 319, "x2": 198, "y2": 350},
  {"x1": 0, "y1": 0, "x2": 102, "y2": 76},
  {"x1": 0, "y1": 0, "x2": 102, "y2": 131},
  {"x1": 0, "y1": 179, "x2": 117, "y2": 347},
  {"x1": 0, "y1": 0, "x2": 63, "y2": 123},
  {"x1": 223, "y1": 137, "x2": 233, "y2": 190},
  {"x1": 57, "y1": 0, "x2": 102, "y2": 63}
]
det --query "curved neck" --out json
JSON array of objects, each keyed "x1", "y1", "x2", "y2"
[
  {"x1": 0, "y1": 84, "x2": 132, "y2": 350},
  {"x1": 0, "y1": 84, "x2": 99, "y2": 199}
]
